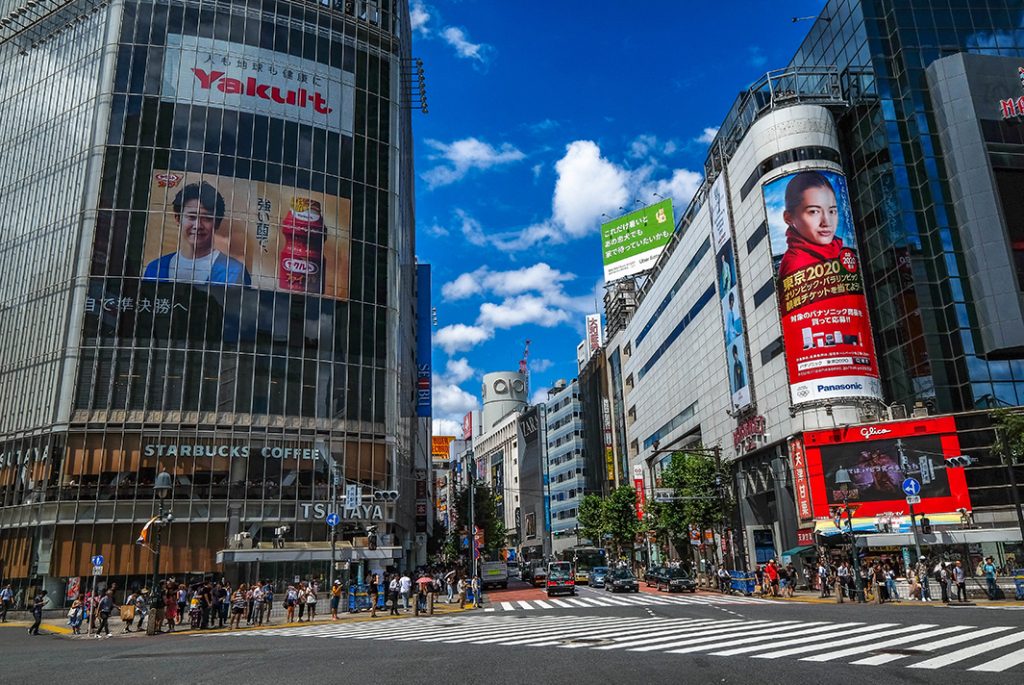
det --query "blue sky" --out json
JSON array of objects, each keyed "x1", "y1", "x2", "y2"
[{"x1": 411, "y1": 1, "x2": 826, "y2": 436}]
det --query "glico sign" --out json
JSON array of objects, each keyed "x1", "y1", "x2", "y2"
[{"x1": 802, "y1": 416, "x2": 971, "y2": 519}]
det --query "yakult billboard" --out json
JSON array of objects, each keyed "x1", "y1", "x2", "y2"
[
  {"x1": 763, "y1": 170, "x2": 882, "y2": 406},
  {"x1": 162, "y1": 34, "x2": 355, "y2": 136}
]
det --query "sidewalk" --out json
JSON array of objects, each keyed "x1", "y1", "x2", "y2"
[{"x1": 0, "y1": 598, "x2": 471, "y2": 639}]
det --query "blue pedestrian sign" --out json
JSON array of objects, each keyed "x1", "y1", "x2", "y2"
[
  {"x1": 326, "y1": 512, "x2": 340, "y2": 527},
  {"x1": 902, "y1": 478, "x2": 921, "y2": 497},
  {"x1": 91, "y1": 554, "x2": 104, "y2": 566}
]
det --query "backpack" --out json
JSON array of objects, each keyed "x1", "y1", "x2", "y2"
[{"x1": 934, "y1": 568, "x2": 943, "y2": 582}]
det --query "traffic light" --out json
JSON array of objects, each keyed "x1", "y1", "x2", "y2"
[
  {"x1": 373, "y1": 490, "x2": 399, "y2": 502},
  {"x1": 946, "y1": 455, "x2": 973, "y2": 468},
  {"x1": 920, "y1": 517, "x2": 932, "y2": 534}
]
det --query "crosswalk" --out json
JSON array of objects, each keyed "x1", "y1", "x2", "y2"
[
  {"x1": 480, "y1": 590, "x2": 772, "y2": 612},
  {"x1": 214, "y1": 613, "x2": 1024, "y2": 673}
]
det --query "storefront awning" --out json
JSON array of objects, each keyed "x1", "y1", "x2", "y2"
[
  {"x1": 814, "y1": 527, "x2": 1023, "y2": 549},
  {"x1": 780, "y1": 545, "x2": 813, "y2": 558},
  {"x1": 216, "y1": 545, "x2": 403, "y2": 564}
]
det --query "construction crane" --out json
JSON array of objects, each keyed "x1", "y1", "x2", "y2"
[{"x1": 519, "y1": 339, "x2": 531, "y2": 393}]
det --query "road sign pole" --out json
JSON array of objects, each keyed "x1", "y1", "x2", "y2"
[{"x1": 908, "y1": 499, "x2": 924, "y2": 562}]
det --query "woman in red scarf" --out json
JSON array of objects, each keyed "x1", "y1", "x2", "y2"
[{"x1": 778, "y1": 171, "x2": 842, "y2": 279}]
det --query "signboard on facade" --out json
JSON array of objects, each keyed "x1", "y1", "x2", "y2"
[
  {"x1": 585, "y1": 313, "x2": 603, "y2": 353},
  {"x1": 431, "y1": 435, "x2": 454, "y2": 462},
  {"x1": 763, "y1": 169, "x2": 882, "y2": 406},
  {"x1": 632, "y1": 463, "x2": 645, "y2": 521},
  {"x1": 600, "y1": 199, "x2": 675, "y2": 282},
  {"x1": 710, "y1": 172, "x2": 754, "y2": 412},
  {"x1": 998, "y1": 65, "x2": 1024, "y2": 118},
  {"x1": 802, "y1": 416, "x2": 971, "y2": 519},
  {"x1": 733, "y1": 414, "x2": 766, "y2": 454},
  {"x1": 462, "y1": 411, "x2": 473, "y2": 440},
  {"x1": 416, "y1": 265, "x2": 432, "y2": 417},
  {"x1": 788, "y1": 436, "x2": 814, "y2": 522},
  {"x1": 162, "y1": 34, "x2": 355, "y2": 136}
]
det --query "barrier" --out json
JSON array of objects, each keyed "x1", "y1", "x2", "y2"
[
  {"x1": 347, "y1": 583, "x2": 385, "y2": 612},
  {"x1": 729, "y1": 570, "x2": 755, "y2": 596},
  {"x1": 1014, "y1": 569, "x2": 1024, "y2": 601}
]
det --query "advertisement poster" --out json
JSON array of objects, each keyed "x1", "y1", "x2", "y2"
[
  {"x1": 803, "y1": 416, "x2": 971, "y2": 518},
  {"x1": 586, "y1": 313, "x2": 603, "y2": 353},
  {"x1": 416, "y1": 265, "x2": 432, "y2": 417},
  {"x1": 763, "y1": 169, "x2": 882, "y2": 405},
  {"x1": 143, "y1": 170, "x2": 351, "y2": 298},
  {"x1": 601, "y1": 199, "x2": 675, "y2": 282},
  {"x1": 709, "y1": 173, "x2": 753, "y2": 412},
  {"x1": 633, "y1": 463, "x2": 645, "y2": 521},
  {"x1": 162, "y1": 34, "x2": 355, "y2": 137},
  {"x1": 431, "y1": 436, "x2": 454, "y2": 462}
]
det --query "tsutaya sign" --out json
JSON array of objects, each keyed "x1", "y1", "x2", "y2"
[
  {"x1": 299, "y1": 502, "x2": 391, "y2": 522},
  {"x1": 143, "y1": 444, "x2": 325, "y2": 460},
  {"x1": 0, "y1": 445, "x2": 49, "y2": 469}
]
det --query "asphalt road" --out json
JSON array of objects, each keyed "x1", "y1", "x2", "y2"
[{"x1": 3, "y1": 585, "x2": 1023, "y2": 685}]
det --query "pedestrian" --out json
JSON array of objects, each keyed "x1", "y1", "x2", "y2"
[
  {"x1": 785, "y1": 563, "x2": 798, "y2": 597},
  {"x1": 176, "y1": 583, "x2": 187, "y2": 625},
  {"x1": 817, "y1": 560, "x2": 829, "y2": 598},
  {"x1": 163, "y1": 583, "x2": 177, "y2": 632},
  {"x1": 754, "y1": 565, "x2": 765, "y2": 596},
  {"x1": 330, "y1": 580, "x2": 342, "y2": 620},
  {"x1": 764, "y1": 560, "x2": 780, "y2": 597},
  {"x1": 229, "y1": 584, "x2": 246, "y2": 629},
  {"x1": 121, "y1": 591, "x2": 137, "y2": 633},
  {"x1": 457, "y1": 575, "x2": 467, "y2": 609},
  {"x1": 884, "y1": 563, "x2": 899, "y2": 602},
  {"x1": 400, "y1": 571, "x2": 412, "y2": 611},
  {"x1": 471, "y1": 575, "x2": 481, "y2": 608},
  {"x1": 983, "y1": 556, "x2": 999, "y2": 600},
  {"x1": 953, "y1": 560, "x2": 967, "y2": 602},
  {"x1": 305, "y1": 582, "x2": 317, "y2": 621},
  {"x1": 369, "y1": 574, "x2": 380, "y2": 618},
  {"x1": 835, "y1": 561, "x2": 849, "y2": 603},
  {"x1": 28, "y1": 590, "x2": 48, "y2": 635},
  {"x1": 0, "y1": 583, "x2": 12, "y2": 622},
  {"x1": 939, "y1": 563, "x2": 950, "y2": 603},
  {"x1": 444, "y1": 569, "x2": 456, "y2": 603},
  {"x1": 389, "y1": 575, "x2": 401, "y2": 615},
  {"x1": 285, "y1": 584, "x2": 298, "y2": 623},
  {"x1": 135, "y1": 589, "x2": 150, "y2": 632},
  {"x1": 297, "y1": 583, "x2": 307, "y2": 621},
  {"x1": 873, "y1": 564, "x2": 886, "y2": 604},
  {"x1": 262, "y1": 581, "x2": 273, "y2": 624},
  {"x1": 915, "y1": 556, "x2": 931, "y2": 601},
  {"x1": 97, "y1": 589, "x2": 114, "y2": 637},
  {"x1": 68, "y1": 596, "x2": 86, "y2": 635}
]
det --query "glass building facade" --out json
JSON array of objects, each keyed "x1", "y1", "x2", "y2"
[
  {"x1": 0, "y1": 0, "x2": 419, "y2": 600},
  {"x1": 784, "y1": 0, "x2": 1024, "y2": 412}
]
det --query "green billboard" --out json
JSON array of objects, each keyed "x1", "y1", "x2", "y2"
[{"x1": 600, "y1": 199, "x2": 675, "y2": 281}]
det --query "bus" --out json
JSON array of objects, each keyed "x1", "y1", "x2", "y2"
[{"x1": 558, "y1": 545, "x2": 607, "y2": 584}]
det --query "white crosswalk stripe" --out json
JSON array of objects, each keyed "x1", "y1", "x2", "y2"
[
  {"x1": 480, "y1": 589, "x2": 773, "y2": 612},
  {"x1": 212, "y1": 614, "x2": 1024, "y2": 673}
]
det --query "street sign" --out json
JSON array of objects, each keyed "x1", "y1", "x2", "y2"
[
  {"x1": 346, "y1": 484, "x2": 359, "y2": 509},
  {"x1": 653, "y1": 488, "x2": 674, "y2": 502},
  {"x1": 90, "y1": 554, "x2": 104, "y2": 566},
  {"x1": 326, "y1": 512, "x2": 340, "y2": 527},
  {"x1": 906, "y1": 495, "x2": 921, "y2": 505},
  {"x1": 901, "y1": 478, "x2": 921, "y2": 497},
  {"x1": 92, "y1": 565, "x2": 103, "y2": 575}
]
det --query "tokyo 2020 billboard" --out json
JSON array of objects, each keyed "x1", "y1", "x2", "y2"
[{"x1": 763, "y1": 169, "x2": 882, "y2": 406}]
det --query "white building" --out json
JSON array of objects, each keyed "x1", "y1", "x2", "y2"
[{"x1": 544, "y1": 379, "x2": 586, "y2": 554}]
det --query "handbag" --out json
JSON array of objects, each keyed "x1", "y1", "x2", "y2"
[{"x1": 119, "y1": 604, "x2": 136, "y2": 621}]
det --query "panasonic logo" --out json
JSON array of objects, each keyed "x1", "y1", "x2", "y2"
[{"x1": 817, "y1": 382, "x2": 863, "y2": 392}]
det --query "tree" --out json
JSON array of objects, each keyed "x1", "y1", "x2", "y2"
[
  {"x1": 990, "y1": 409, "x2": 1024, "y2": 543},
  {"x1": 602, "y1": 485, "x2": 641, "y2": 560},
  {"x1": 577, "y1": 493, "x2": 605, "y2": 544},
  {"x1": 652, "y1": 450, "x2": 733, "y2": 566},
  {"x1": 444, "y1": 481, "x2": 507, "y2": 564}
]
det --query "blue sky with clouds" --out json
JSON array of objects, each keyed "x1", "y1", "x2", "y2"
[{"x1": 411, "y1": 1, "x2": 826, "y2": 436}]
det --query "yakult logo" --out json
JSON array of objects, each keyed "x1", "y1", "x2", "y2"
[
  {"x1": 283, "y1": 258, "x2": 319, "y2": 274},
  {"x1": 860, "y1": 426, "x2": 892, "y2": 439},
  {"x1": 191, "y1": 69, "x2": 333, "y2": 115}
]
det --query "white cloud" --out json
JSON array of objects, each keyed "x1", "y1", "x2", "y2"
[
  {"x1": 433, "y1": 418, "x2": 463, "y2": 438},
  {"x1": 434, "y1": 323, "x2": 492, "y2": 354},
  {"x1": 478, "y1": 295, "x2": 572, "y2": 330},
  {"x1": 645, "y1": 168, "x2": 703, "y2": 210},
  {"x1": 410, "y1": 0, "x2": 431, "y2": 35},
  {"x1": 432, "y1": 380, "x2": 478, "y2": 417},
  {"x1": 552, "y1": 140, "x2": 630, "y2": 238},
  {"x1": 422, "y1": 137, "x2": 525, "y2": 189},
  {"x1": 441, "y1": 270, "x2": 485, "y2": 300},
  {"x1": 441, "y1": 26, "x2": 492, "y2": 63},
  {"x1": 529, "y1": 358, "x2": 553, "y2": 373},
  {"x1": 531, "y1": 163, "x2": 544, "y2": 179},
  {"x1": 695, "y1": 127, "x2": 719, "y2": 144},
  {"x1": 443, "y1": 357, "x2": 475, "y2": 384},
  {"x1": 530, "y1": 387, "x2": 551, "y2": 406},
  {"x1": 748, "y1": 46, "x2": 767, "y2": 68}
]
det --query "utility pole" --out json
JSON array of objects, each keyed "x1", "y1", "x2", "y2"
[
  {"x1": 468, "y1": 451, "x2": 476, "y2": 579},
  {"x1": 896, "y1": 439, "x2": 925, "y2": 562}
]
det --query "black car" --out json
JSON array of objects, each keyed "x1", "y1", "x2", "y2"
[
  {"x1": 657, "y1": 568, "x2": 697, "y2": 593},
  {"x1": 605, "y1": 569, "x2": 639, "y2": 593},
  {"x1": 644, "y1": 566, "x2": 665, "y2": 587}
]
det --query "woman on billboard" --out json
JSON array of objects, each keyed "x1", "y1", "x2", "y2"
[
  {"x1": 778, "y1": 171, "x2": 843, "y2": 279},
  {"x1": 143, "y1": 181, "x2": 251, "y2": 286}
]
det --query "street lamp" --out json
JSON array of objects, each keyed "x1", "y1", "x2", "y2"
[
  {"x1": 148, "y1": 471, "x2": 173, "y2": 627},
  {"x1": 833, "y1": 468, "x2": 865, "y2": 602}
]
